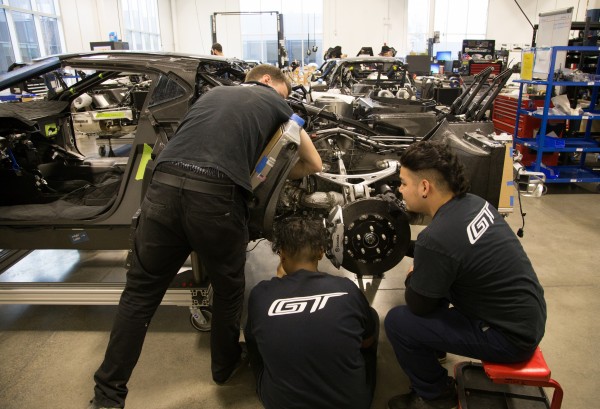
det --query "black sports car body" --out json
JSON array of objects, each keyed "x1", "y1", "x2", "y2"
[
  {"x1": 0, "y1": 52, "x2": 249, "y2": 249},
  {"x1": 0, "y1": 52, "x2": 514, "y2": 278}
]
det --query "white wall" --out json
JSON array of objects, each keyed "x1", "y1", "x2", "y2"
[
  {"x1": 59, "y1": 0, "x2": 173, "y2": 53},
  {"x1": 58, "y1": 0, "x2": 593, "y2": 56},
  {"x1": 323, "y1": 0, "x2": 408, "y2": 58},
  {"x1": 323, "y1": 0, "x2": 590, "y2": 57},
  {"x1": 171, "y1": 0, "x2": 242, "y2": 57},
  {"x1": 487, "y1": 0, "x2": 590, "y2": 49},
  {"x1": 59, "y1": 0, "x2": 103, "y2": 52},
  {"x1": 158, "y1": 0, "x2": 175, "y2": 51},
  {"x1": 321, "y1": 0, "x2": 589, "y2": 59}
]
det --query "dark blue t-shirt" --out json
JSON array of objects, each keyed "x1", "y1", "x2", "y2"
[
  {"x1": 157, "y1": 82, "x2": 292, "y2": 192},
  {"x1": 409, "y1": 194, "x2": 546, "y2": 350},
  {"x1": 245, "y1": 270, "x2": 376, "y2": 409}
]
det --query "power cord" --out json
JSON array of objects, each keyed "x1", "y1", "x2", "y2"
[
  {"x1": 515, "y1": 168, "x2": 526, "y2": 238},
  {"x1": 246, "y1": 238, "x2": 267, "y2": 252}
]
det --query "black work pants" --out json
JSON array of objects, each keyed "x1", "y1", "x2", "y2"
[
  {"x1": 384, "y1": 304, "x2": 537, "y2": 400},
  {"x1": 93, "y1": 164, "x2": 248, "y2": 407}
]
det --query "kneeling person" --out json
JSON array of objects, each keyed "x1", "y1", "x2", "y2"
[{"x1": 245, "y1": 217, "x2": 378, "y2": 409}]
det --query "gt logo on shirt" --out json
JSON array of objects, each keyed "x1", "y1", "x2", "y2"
[
  {"x1": 467, "y1": 202, "x2": 495, "y2": 244},
  {"x1": 268, "y1": 292, "x2": 348, "y2": 316}
]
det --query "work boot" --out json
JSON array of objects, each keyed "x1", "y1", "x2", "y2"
[{"x1": 387, "y1": 377, "x2": 457, "y2": 409}]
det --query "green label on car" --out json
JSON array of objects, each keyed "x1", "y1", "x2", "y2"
[
  {"x1": 44, "y1": 123, "x2": 58, "y2": 136},
  {"x1": 95, "y1": 111, "x2": 127, "y2": 119}
]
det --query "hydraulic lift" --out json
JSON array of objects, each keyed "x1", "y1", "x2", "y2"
[{"x1": 210, "y1": 11, "x2": 288, "y2": 68}]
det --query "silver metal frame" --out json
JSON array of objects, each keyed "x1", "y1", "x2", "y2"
[{"x1": 0, "y1": 283, "x2": 197, "y2": 306}]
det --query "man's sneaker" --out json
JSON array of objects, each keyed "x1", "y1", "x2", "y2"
[
  {"x1": 214, "y1": 342, "x2": 248, "y2": 385},
  {"x1": 436, "y1": 350, "x2": 447, "y2": 364},
  {"x1": 387, "y1": 377, "x2": 457, "y2": 409}
]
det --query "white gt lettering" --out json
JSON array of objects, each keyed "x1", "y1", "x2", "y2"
[
  {"x1": 467, "y1": 202, "x2": 495, "y2": 244},
  {"x1": 268, "y1": 292, "x2": 348, "y2": 316}
]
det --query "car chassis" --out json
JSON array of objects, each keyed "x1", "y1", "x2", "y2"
[{"x1": 0, "y1": 52, "x2": 516, "y2": 329}]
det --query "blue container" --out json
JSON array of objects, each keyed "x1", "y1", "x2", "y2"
[{"x1": 543, "y1": 136, "x2": 565, "y2": 148}]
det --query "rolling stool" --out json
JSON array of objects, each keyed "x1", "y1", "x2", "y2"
[{"x1": 455, "y1": 347, "x2": 563, "y2": 409}]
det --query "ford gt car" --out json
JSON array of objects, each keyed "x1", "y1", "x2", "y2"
[{"x1": 0, "y1": 51, "x2": 514, "y2": 278}]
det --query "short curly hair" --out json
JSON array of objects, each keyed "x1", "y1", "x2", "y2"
[
  {"x1": 400, "y1": 141, "x2": 470, "y2": 197},
  {"x1": 271, "y1": 217, "x2": 329, "y2": 262}
]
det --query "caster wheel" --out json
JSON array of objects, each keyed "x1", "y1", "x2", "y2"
[{"x1": 190, "y1": 307, "x2": 212, "y2": 332}]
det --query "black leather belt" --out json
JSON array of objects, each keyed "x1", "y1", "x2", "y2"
[
  {"x1": 169, "y1": 161, "x2": 229, "y2": 179},
  {"x1": 153, "y1": 171, "x2": 236, "y2": 197}
]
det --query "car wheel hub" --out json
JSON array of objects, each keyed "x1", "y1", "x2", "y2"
[{"x1": 341, "y1": 198, "x2": 410, "y2": 277}]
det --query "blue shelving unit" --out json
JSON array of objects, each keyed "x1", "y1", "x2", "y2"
[{"x1": 514, "y1": 46, "x2": 600, "y2": 183}]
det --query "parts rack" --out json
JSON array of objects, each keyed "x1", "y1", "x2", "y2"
[{"x1": 514, "y1": 46, "x2": 600, "y2": 184}]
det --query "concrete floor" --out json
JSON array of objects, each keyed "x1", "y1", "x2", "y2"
[{"x1": 0, "y1": 184, "x2": 598, "y2": 409}]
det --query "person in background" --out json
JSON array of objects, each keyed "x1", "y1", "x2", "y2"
[
  {"x1": 88, "y1": 64, "x2": 322, "y2": 409},
  {"x1": 379, "y1": 45, "x2": 395, "y2": 57},
  {"x1": 384, "y1": 141, "x2": 546, "y2": 409},
  {"x1": 324, "y1": 45, "x2": 345, "y2": 60},
  {"x1": 211, "y1": 42, "x2": 224, "y2": 56},
  {"x1": 245, "y1": 217, "x2": 378, "y2": 409}
]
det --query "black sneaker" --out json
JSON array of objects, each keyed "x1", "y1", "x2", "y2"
[
  {"x1": 214, "y1": 342, "x2": 248, "y2": 385},
  {"x1": 387, "y1": 378, "x2": 457, "y2": 409}
]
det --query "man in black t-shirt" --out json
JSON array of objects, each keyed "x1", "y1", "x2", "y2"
[
  {"x1": 89, "y1": 65, "x2": 322, "y2": 409},
  {"x1": 245, "y1": 217, "x2": 378, "y2": 409},
  {"x1": 384, "y1": 141, "x2": 546, "y2": 409}
]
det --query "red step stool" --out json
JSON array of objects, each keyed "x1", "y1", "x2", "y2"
[{"x1": 456, "y1": 347, "x2": 563, "y2": 409}]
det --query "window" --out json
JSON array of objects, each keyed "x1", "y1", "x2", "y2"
[
  {"x1": 13, "y1": 10, "x2": 39, "y2": 61},
  {"x1": 239, "y1": 12, "x2": 279, "y2": 65},
  {"x1": 239, "y1": 0, "x2": 323, "y2": 66},
  {"x1": 39, "y1": 15, "x2": 59, "y2": 55},
  {"x1": 10, "y1": 0, "x2": 32, "y2": 10},
  {"x1": 433, "y1": 0, "x2": 489, "y2": 59},
  {"x1": 406, "y1": 0, "x2": 489, "y2": 59},
  {"x1": 407, "y1": 0, "x2": 430, "y2": 54},
  {"x1": 286, "y1": 39, "x2": 322, "y2": 65},
  {"x1": 0, "y1": 9, "x2": 16, "y2": 72},
  {"x1": 0, "y1": 0, "x2": 64, "y2": 73},
  {"x1": 122, "y1": 0, "x2": 161, "y2": 51},
  {"x1": 36, "y1": 0, "x2": 55, "y2": 14}
]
